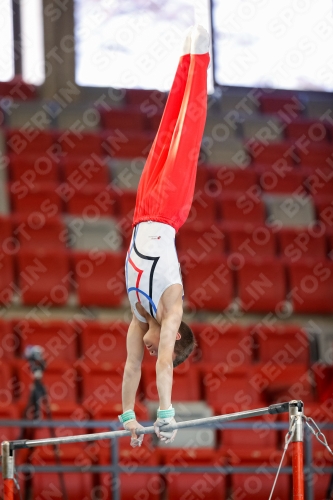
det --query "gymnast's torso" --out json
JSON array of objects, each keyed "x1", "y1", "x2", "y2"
[{"x1": 125, "y1": 221, "x2": 183, "y2": 323}]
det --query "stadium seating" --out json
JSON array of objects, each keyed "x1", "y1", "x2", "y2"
[
  {"x1": 285, "y1": 118, "x2": 329, "y2": 142},
  {"x1": 102, "y1": 130, "x2": 153, "y2": 158},
  {"x1": 13, "y1": 215, "x2": 65, "y2": 248},
  {"x1": 9, "y1": 154, "x2": 60, "y2": 183},
  {"x1": 101, "y1": 108, "x2": 146, "y2": 131},
  {"x1": 236, "y1": 257, "x2": 286, "y2": 312},
  {"x1": 0, "y1": 78, "x2": 37, "y2": 100},
  {"x1": 142, "y1": 365, "x2": 201, "y2": 401},
  {"x1": 297, "y1": 143, "x2": 333, "y2": 167},
  {"x1": 58, "y1": 131, "x2": 103, "y2": 156},
  {"x1": 6, "y1": 129, "x2": 57, "y2": 155},
  {"x1": 184, "y1": 256, "x2": 233, "y2": 311},
  {"x1": 210, "y1": 165, "x2": 258, "y2": 193},
  {"x1": 17, "y1": 248, "x2": 70, "y2": 305},
  {"x1": 80, "y1": 362, "x2": 124, "y2": 408},
  {"x1": 176, "y1": 222, "x2": 226, "y2": 257},
  {"x1": 259, "y1": 93, "x2": 304, "y2": 115},
  {"x1": 0, "y1": 360, "x2": 15, "y2": 406},
  {"x1": 228, "y1": 224, "x2": 276, "y2": 257},
  {"x1": 220, "y1": 193, "x2": 266, "y2": 225},
  {"x1": 246, "y1": 140, "x2": 296, "y2": 166},
  {"x1": 278, "y1": 226, "x2": 327, "y2": 261},
  {"x1": 165, "y1": 449, "x2": 226, "y2": 500},
  {"x1": 304, "y1": 166, "x2": 333, "y2": 196},
  {"x1": 191, "y1": 323, "x2": 252, "y2": 365},
  {"x1": 249, "y1": 324, "x2": 309, "y2": 365},
  {"x1": 80, "y1": 321, "x2": 127, "y2": 363},
  {"x1": 16, "y1": 319, "x2": 78, "y2": 363},
  {"x1": 10, "y1": 182, "x2": 63, "y2": 215},
  {"x1": 0, "y1": 216, "x2": 14, "y2": 304},
  {"x1": 73, "y1": 250, "x2": 125, "y2": 306},
  {"x1": 61, "y1": 155, "x2": 110, "y2": 185},
  {"x1": 288, "y1": 259, "x2": 333, "y2": 313},
  {"x1": 256, "y1": 166, "x2": 305, "y2": 194}
]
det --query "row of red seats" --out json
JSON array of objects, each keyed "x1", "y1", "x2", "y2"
[
  {"x1": 3, "y1": 127, "x2": 333, "y2": 164},
  {"x1": 0, "y1": 319, "x2": 309, "y2": 366},
  {"x1": 246, "y1": 139, "x2": 333, "y2": 168},
  {"x1": 1, "y1": 215, "x2": 333, "y2": 259},
  {"x1": 0, "y1": 357, "x2": 319, "y2": 409},
  {"x1": 5, "y1": 182, "x2": 333, "y2": 228},
  {"x1": 0, "y1": 248, "x2": 332, "y2": 312},
  {"x1": 6, "y1": 155, "x2": 333, "y2": 199}
]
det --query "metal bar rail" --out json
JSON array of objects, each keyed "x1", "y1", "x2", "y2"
[{"x1": 1, "y1": 401, "x2": 306, "y2": 500}]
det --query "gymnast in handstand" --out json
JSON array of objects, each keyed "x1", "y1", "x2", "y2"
[{"x1": 119, "y1": 25, "x2": 210, "y2": 447}]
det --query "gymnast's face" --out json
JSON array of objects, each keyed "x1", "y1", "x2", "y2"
[{"x1": 143, "y1": 326, "x2": 181, "y2": 357}]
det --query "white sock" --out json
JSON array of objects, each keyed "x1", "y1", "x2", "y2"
[
  {"x1": 182, "y1": 25, "x2": 194, "y2": 55},
  {"x1": 190, "y1": 24, "x2": 210, "y2": 54}
]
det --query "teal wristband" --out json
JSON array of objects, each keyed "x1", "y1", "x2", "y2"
[
  {"x1": 157, "y1": 407, "x2": 175, "y2": 419},
  {"x1": 118, "y1": 410, "x2": 136, "y2": 424}
]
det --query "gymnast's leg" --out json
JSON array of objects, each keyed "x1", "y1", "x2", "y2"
[{"x1": 133, "y1": 26, "x2": 210, "y2": 231}]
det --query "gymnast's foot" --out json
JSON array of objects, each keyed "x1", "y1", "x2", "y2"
[
  {"x1": 190, "y1": 24, "x2": 210, "y2": 54},
  {"x1": 182, "y1": 25, "x2": 194, "y2": 55}
]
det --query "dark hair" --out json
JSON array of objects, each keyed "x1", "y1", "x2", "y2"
[{"x1": 173, "y1": 321, "x2": 196, "y2": 368}]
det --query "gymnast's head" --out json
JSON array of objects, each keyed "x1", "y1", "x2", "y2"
[{"x1": 143, "y1": 321, "x2": 196, "y2": 367}]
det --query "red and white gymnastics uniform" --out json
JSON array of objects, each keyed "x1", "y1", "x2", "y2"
[{"x1": 126, "y1": 27, "x2": 210, "y2": 322}]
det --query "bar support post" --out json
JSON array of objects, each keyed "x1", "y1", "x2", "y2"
[
  {"x1": 290, "y1": 400, "x2": 304, "y2": 500},
  {"x1": 1, "y1": 441, "x2": 14, "y2": 500}
]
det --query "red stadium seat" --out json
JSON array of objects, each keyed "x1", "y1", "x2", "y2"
[
  {"x1": 210, "y1": 166, "x2": 258, "y2": 193},
  {"x1": 0, "y1": 405, "x2": 20, "y2": 442},
  {"x1": 166, "y1": 450, "x2": 226, "y2": 500},
  {"x1": 249, "y1": 324, "x2": 309, "y2": 365},
  {"x1": 186, "y1": 193, "x2": 217, "y2": 224},
  {"x1": 237, "y1": 257, "x2": 286, "y2": 313},
  {"x1": 278, "y1": 227, "x2": 327, "y2": 261},
  {"x1": 0, "y1": 216, "x2": 14, "y2": 305},
  {"x1": 288, "y1": 259, "x2": 333, "y2": 313},
  {"x1": 101, "y1": 108, "x2": 146, "y2": 131},
  {"x1": 31, "y1": 452, "x2": 94, "y2": 500},
  {"x1": 183, "y1": 256, "x2": 233, "y2": 312},
  {"x1": 142, "y1": 365, "x2": 201, "y2": 401},
  {"x1": 250, "y1": 363, "x2": 315, "y2": 403},
  {"x1": 195, "y1": 165, "x2": 211, "y2": 191},
  {"x1": 80, "y1": 363, "x2": 124, "y2": 407},
  {"x1": 117, "y1": 189, "x2": 136, "y2": 218},
  {"x1": 297, "y1": 143, "x2": 333, "y2": 167},
  {"x1": 285, "y1": 118, "x2": 329, "y2": 142},
  {"x1": 80, "y1": 320, "x2": 128, "y2": 363},
  {"x1": 246, "y1": 140, "x2": 296, "y2": 166},
  {"x1": 304, "y1": 166, "x2": 333, "y2": 197},
  {"x1": 315, "y1": 196, "x2": 333, "y2": 228},
  {"x1": 220, "y1": 414, "x2": 278, "y2": 451},
  {"x1": 17, "y1": 248, "x2": 70, "y2": 305},
  {"x1": 176, "y1": 222, "x2": 226, "y2": 258},
  {"x1": 220, "y1": 193, "x2": 266, "y2": 225},
  {"x1": 73, "y1": 250, "x2": 125, "y2": 307},
  {"x1": 313, "y1": 365, "x2": 333, "y2": 403},
  {"x1": 65, "y1": 184, "x2": 116, "y2": 216},
  {"x1": 230, "y1": 458, "x2": 290, "y2": 500},
  {"x1": 228, "y1": 224, "x2": 276, "y2": 257},
  {"x1": 61, "y1": 155, "x2": 110, "y2": 185},
  {"x1": 15, "y1": 319, "x2": 78, "y2": 363},
  {"x1": 58, "y1": 131, "x2": 103, "y2": 156},
  {"x1": 259, "y1": 93, "x2": 304, "y2": 115},
  {"x1": 91, "y1": 401, "x2": 149, "y2": 422},
  {"x1": 99, "y1": 446, "x2": 161, "y2": 500},
  {"x1": 9, "y1": 154, "x2": 60, "y2": 184},
  {"x1": 0, "y1": 78, "x2": 37, "y2": 100},
  {"x1": 10, "y1": 182, "x2": 62, "y2": 215},
  {"x1": 256, "y1": 166, "x2": 305, "y2": 193},
  {"x1": 202, "y1": 367, "x2": 264, "y2": 407},
  {"x1": 6, "y1": 129, "x2": 56, "y2": 155},
  {"x1": 13, "y1": 215, "x2": 65, "y2": 249},
  {"x1": 0, "y1": 360, "x2": 15, "y2": 406},
  {"x1": 102, "y1": 130, "x2": 153, "y2": 158},
  {"x1": 0, "y1": 319, "x2": 15, "y2": 359},
  {"x1": 191, "y1": 323, "x2": 252, "y2": 365},
  {"x1": 125, "y1": 88, "x2": 167, "y2": 107}
]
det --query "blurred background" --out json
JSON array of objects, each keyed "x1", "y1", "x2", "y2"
[{"x1": 0, "y1": 0, "x2": 333, "y2": 499}]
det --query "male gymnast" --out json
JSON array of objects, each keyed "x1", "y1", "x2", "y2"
[{"x1": 119, "y1": 25, "x2": 210, "y2": 447}]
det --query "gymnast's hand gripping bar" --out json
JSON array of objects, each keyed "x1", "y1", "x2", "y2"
[{"x1": 6, "y1": 401, "x2": 290, "y2": 450}]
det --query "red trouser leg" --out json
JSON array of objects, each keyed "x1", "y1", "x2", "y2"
[{"x1": 133, "y1": 52, "x2": 209, "y2": 232}]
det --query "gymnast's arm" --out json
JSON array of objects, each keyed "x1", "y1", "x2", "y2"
[
  {"x1": 122, "y1": 315, "x2": 147, "y2": 411},
  {"x1": 156, "y1": 285, "x2": 183, "y2": 410}
]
